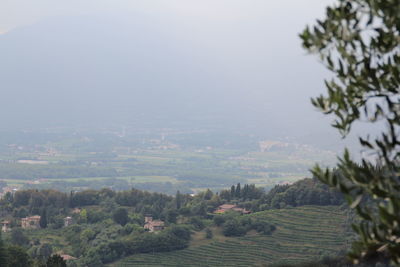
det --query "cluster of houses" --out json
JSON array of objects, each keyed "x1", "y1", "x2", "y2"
[
  {"x1": 1, "y1": 214, "x2": 83, "y2": 262},
  {"x1": 1, "y1": 215, "x2": 74, "y2": 232},
  {"x1": 1, "y1": 203, "x2": 248, "y2": 233},
  {"x1": 2, "y1": 214, "x2": 166, "y2": 233}
]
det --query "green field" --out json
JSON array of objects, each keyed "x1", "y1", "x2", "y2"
[
  {"x1": 0, "y1": 131, "x2": 338, "y2": 194},
  {"x1": 111, "y1": 206, "x2": 350, "y2": 267}
]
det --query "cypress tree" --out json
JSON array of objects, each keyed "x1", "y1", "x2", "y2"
[
  {"x1": 235, "y1": 183, "x2": 241, "y2": 198},
  {"x1": 230, "y1": 185, "x2": 235, "y2": 198},
  {"x1": 242, "y1": 184, "x2": 248, "y2": 200},
  {"x1": 40, "y1": 209, "x2": 47, "y2": 229},
  {"x1": 175, "y1": 190, "x2": 182, "y2": 210}
]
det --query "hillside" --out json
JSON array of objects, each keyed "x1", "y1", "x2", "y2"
[{"x1": 111, "y1": 205, "x2": 351, "y2": 267}]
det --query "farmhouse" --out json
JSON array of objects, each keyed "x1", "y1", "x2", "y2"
[
  {"x1": 64, "y1": 216, "x2": 73, "y2": 227},
  {"x1": 1, "y1": 220, "x2": 11, "y2": 232},
  {"x1": 144, "y1": 216, "x2": 165, "y2": 232},
  {"x1": 214, "y1": 204, "x2": 251, "y2": 214},
  {"x1": 21, "y1": 215, "x2": 41, "y2": 229}
]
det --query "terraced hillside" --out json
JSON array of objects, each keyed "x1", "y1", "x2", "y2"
[{"x1": 111, "y1": 206, "x2": 351, "y2": 267}]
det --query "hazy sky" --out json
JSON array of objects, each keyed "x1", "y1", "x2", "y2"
[
  {"x1": 0, "y1": 1, "x2": 333, "y2": 34},
  {"x1": 0, "y1": 0, "x2": 342, "y2": 141}
]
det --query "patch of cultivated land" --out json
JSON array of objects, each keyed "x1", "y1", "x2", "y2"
[
  {"x1": 0, "y1": 142, "x2": 337, "y2": 192},
  {"x1": 111, "y1": 206, "x2": 350, "y2": 267}
]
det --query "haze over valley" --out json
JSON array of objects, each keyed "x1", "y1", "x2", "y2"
[{"x1": 0, "y1": 1, "x2": 388, "y2": 266}]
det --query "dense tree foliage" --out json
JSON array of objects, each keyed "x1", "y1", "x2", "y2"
[
  {"x1": 205, "y1": 228, "x2": 213, "y2": 239},
  {"x1": 113, "y1": 208, "x2": 129, "y2": 226},
  {"x1": 5, "y1": 246, "x2": 32, "y2": 267},
  {"x1": 46, "y1": 254, "x2": 66, "y2": 267},
  {"x1": 259, "y1": 178, "x2": 344, "y2": 210},
  {"x1": 11, "y1": 228, "x2": 29, "y2": 247},
  {"x1": 301, "y1": 0, "x2": 400, "y2": 264},
  {"x1": 214, "y1": 212, "x2": 276, "y2": 237},
  {"x1": 219, "y1": 183, "x2": 264, "y2": 202},
  {"x1": 39, "y1": 209, "x2": 47, "y2": 229},
  {"x1": 0, "y1": 232, "x2": 38, "y2": 267},
  {"x1": 32, "y1": 243, "x2": 52, "y2": 262},
  {"x1": 0, "y1": 232, "x2": 8, "y2": 266}
]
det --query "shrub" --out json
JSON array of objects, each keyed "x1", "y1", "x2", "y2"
[{"x1": 222, "y1": 219, "x2": 246, "y2": 237}]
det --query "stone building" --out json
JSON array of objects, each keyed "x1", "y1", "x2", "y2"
[
  {"x1": 21, "y1": 215, "x2": 41, "y2": 229},
  {"x1": 1, "y1": 221, "x2": 11, "y2": 232},
  {"x1": 144, "y1": 216, "x2": 165, "y2": 232},
  {"x1": 64, "y1": 216, "x2": 73, "y2": 227}
]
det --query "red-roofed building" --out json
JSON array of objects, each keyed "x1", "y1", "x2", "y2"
[
  {"x1": 21, "y1": 215, "x2": 41, "y2": 229},
  {"x1": 60, "y1": 254, "x2": 77, "y2": 261},
  {"x1": 144, "y1": 216, "x2": 165, "y2": 232},
  {"x1": 214, "y1": 204, "x2": 251, "y2": 214}
]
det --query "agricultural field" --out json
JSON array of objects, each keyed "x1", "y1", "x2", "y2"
[
  {"x1": 0, "y1": 130, "x2": 337, "y2": 194},
  {"x1": 111, "y1": 206, "x2": 351, "y2": 267}
]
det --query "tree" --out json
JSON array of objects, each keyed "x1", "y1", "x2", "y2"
[
  {"x1": 81, "y1": 228, "x2": 96, "y2": 243},
  {"x1": 36, "y1": 243, "x2": 53, "y2": 261},
  {"x1": 46, "y1": 254, "x2": 67, "y2": 267},
  {"x1": 167, "y1": 225, "x2": 191, "y2": 242},
  {"x1": 230, "y1": 185, "x2": 235, "y2": 198},
  {"x1": 0, "y1": 231, "x2": 8, "y2": 267},
  {"x1": 189, "y1": 216, "x2": 205, "y2": 230},
  {"x1": 300, "y1": 0, "x2": 400, "y2": 264},
  {"x1": 7, "y1": 246, "x2": 32, "y2": 267},
  {"x1": 40, "y1": 209, "x2": 47, "y2": 229},
  {"x1": 175, "y1": 190, "x2": 182, "y2": 210},
  {"x1": 79, "y1": 209, "x2": 88, "y2": 224},
  {"x1": 222, "y1": 219, "x2": 246, "y2": 237},
  {"x1": 113, "y1": 208, "x2": 129, "y2": 226},
  {"x1": 165, "y1": 209, "x2": 179, "y2": 224},
  {"x1": 219, "y1": 189, "x2": 231, "y2": 201},
  {"x1": 213, "y1": 215, "x2": 226, "y2": 226},
  {"x1": 235, "y1": 183, "x2": 241, "y2": 198},
  {"x1": 11, "y1": 228, "x2": 29, "y2": 247},
  {"x1": 13, "y1": 190, "x2": 32, "y2": 207},
  {"x1": 203, "y1": 189, "x2": 213, "y2": 200},
  {"x1": 205, "y1": 228, "x2": 213, "y2": 239}
]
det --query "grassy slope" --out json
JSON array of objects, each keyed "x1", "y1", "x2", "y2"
[{"x1": 111, "y1": 205, "x2": 350, "y2": 267}]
